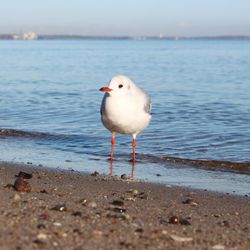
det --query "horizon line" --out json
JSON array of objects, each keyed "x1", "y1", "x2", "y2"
[{"x1": 0, "y1": 33, "x2": 250, "y2": 40}]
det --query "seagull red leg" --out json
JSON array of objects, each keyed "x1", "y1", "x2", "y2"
[
  {"x1": 109, "y1": 133, "x2": 115, "y2": 176},
  {"x1": 132, "y1": 136, "x2": 136, "y2": 163},
  {"x1": 111, "y1": 133, "x2": 115, "y2": 160}
]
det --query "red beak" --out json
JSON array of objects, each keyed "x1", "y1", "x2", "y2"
[{"x1": 99, "y1": 87, "x2": 112, "y2": 92}]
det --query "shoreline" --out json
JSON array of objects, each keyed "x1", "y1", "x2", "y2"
[
  {"x1": 0, "y1": 162, "x2": 249, "y2": 249},
  {"x1": 1, "y1": 128, "x2": 250, "y2": 177},
  {"x1": 1, "y1": 129, "x2": 250, "y2": 177}
]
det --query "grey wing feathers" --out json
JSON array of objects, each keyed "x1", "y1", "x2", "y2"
[
  {"x1": 136, "y1": 85, "x2": 152, "y2": 115},
  {"x1": 144, "y1": 95, "x2": 152, "y2": 115},
  {"x1": 100, "y1": 94, "x2": 107, "y2": 116}
]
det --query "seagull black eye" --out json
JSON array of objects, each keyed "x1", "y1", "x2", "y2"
[{"x1": 118, "y1": 84, "x2": 123, "y2": 88}]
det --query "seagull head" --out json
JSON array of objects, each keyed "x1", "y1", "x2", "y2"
[{"x1": 99, "y1": 75, "x2": 134, "y2": 97}]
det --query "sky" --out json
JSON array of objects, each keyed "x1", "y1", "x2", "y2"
[{"x1": 0, "y1": 0, "x2": 250, "y2": 37}]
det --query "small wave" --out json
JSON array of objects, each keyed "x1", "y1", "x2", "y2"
[
  {"x1": 0, "y1": 128, "x2": 99, "y2": 141},
  {"x1": 142, "y1": 154, "x2": 250, "y2": 175},
  {"x1": 0, "y1": 129, "x2": 56, "y2": 139}
]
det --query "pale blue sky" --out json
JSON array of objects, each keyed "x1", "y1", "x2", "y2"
[{"x1": 0, "y1": 0, "x2": 250, "y2": 36}]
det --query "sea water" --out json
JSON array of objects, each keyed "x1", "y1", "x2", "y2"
[{"x1": 0, "y1": 39, "x2": 249, "y2": 194}]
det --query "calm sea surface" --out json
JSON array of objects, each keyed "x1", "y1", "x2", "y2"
[{"x1": 0, "y1": 40, "x2": 249, "y2": 194}]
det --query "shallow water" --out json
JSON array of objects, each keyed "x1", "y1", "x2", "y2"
[{"x1": 0, "y1": 40, "x2": 250, "y2": 195}]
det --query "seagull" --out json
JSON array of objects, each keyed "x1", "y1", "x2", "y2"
[{"x1": 99, "y1": 75, "x2": 151, "y2": 163}]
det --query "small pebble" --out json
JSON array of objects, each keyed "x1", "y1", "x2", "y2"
[
  {"x1": 128, "y1": 189, "x2": 139, "y2": 196},
  {"x1": 85, "y1": 200, "x2": 97, "y2": 208},
  {"x1": 121, "y1": 174, "x2": 129, "y2": 180},
  {"x1": 159, "y1": 219, "x2": 168, "y2": 225},
  {"x1": 170, "y1": 234, "x2": 193, "y2": 242},
  {"x1": 107, "y1": 213, "x2": 130, "y2": 220},
  {"x1": 33, "y1": 239, "x2": 45, "y2": 245},
  {"x1": 161, "y1": 230, "x2": 168, "y2": 235},
  {"x1": 53, "y1": 222, "x2": 62, "y2": 227},
  {"x1": 37, "y1": 233, "x2": 47, "y2": 240},
  {"x1": 79, "y1": 198, "x2": 87, "y2": 204},
  {"x1": 212, "y1": 244, "x2": 225, "y2": 250},
  {"x1": 39, "y1": 213, "x2": 49, "y2": 220},
  {"x1": 113, "y1": 207, "x2": 126, "y2": 213},
  {"x1": 213, "y1": 214, "x2": 221, "y2": 218},
  {"x1": 168, "y1": 215, "x2": 191, "y2": 225},
  {"x1": 14, "y1": 177, "x2": 31, "y2": 192},
  {"x1": 124, "y1": 197, "x2": 136, "y2": 201},
  {"x1": 91, "y1": 171, "x2": 99, "y2": 176},
  {"x1": 53, "y1": 242, "x2": 59, "y2": 247},
  {"x1": 40, "y1": 189, "x2": 49, "y2": 194},
  {"x1": 180, "y1": 218, "x2": 191, "y2": 225},
  {"x1": 73, "y1": 228, "x2": 81, "y2": 234},
  {"x1": 37, "y1": 224, "x2": 46, "y2": 229},
  {"x1": 182, "y1": 198, "x2": 199, "y2": 207},
  {"x1": 135, "y1": 228, "x2": 144, "y2": 233},
  {"x1": 51, "y1": 203, "x2": 67, "y2": 212},
  {"x1": 112, "y1": 200, "x2": 124, "y2": 206},
  {"x1": 15, "y1": 171, "x2": 32, "y2": 179},
  {"x1": 93, "y1": 230, "x2": 103, "y2": 236},
  {"x1": 72, "y1": 211, "x2": 82, "y2": 217},
  {"x1": 80, "y1": 199, "x2": 97, "y2": 208},
  {"x1": 137, "y1": 192, "x2": 148, "y2": 200},
  {"x1": 218, "y1": 220, "x2": 230, "y2": 227},
  {"x1": 169, "y1": 216, "x2": 179, "y2": 224},
  {"x1": 13, "y1": 194, "x2": 21, "y2": 201}
]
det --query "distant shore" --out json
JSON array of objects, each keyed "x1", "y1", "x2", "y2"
[
  {"x1": 0, "y1": 161, "x2": 249, "y2": 249},
  {"x1": 0, "y1": 34, "x2": 250, "y2": 40}
]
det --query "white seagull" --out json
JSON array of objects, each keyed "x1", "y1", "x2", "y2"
[{"x1": 99, "y1": 75, "x2": 152, "y2": 162}]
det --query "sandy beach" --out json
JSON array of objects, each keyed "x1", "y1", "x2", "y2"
[{"x1": 0, "y1": 162, "x2": 249, "y2": 250}]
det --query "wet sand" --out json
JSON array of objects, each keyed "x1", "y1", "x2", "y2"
[{"x1": 0, "y1": 162, "x2": 249, "y2": 250}]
